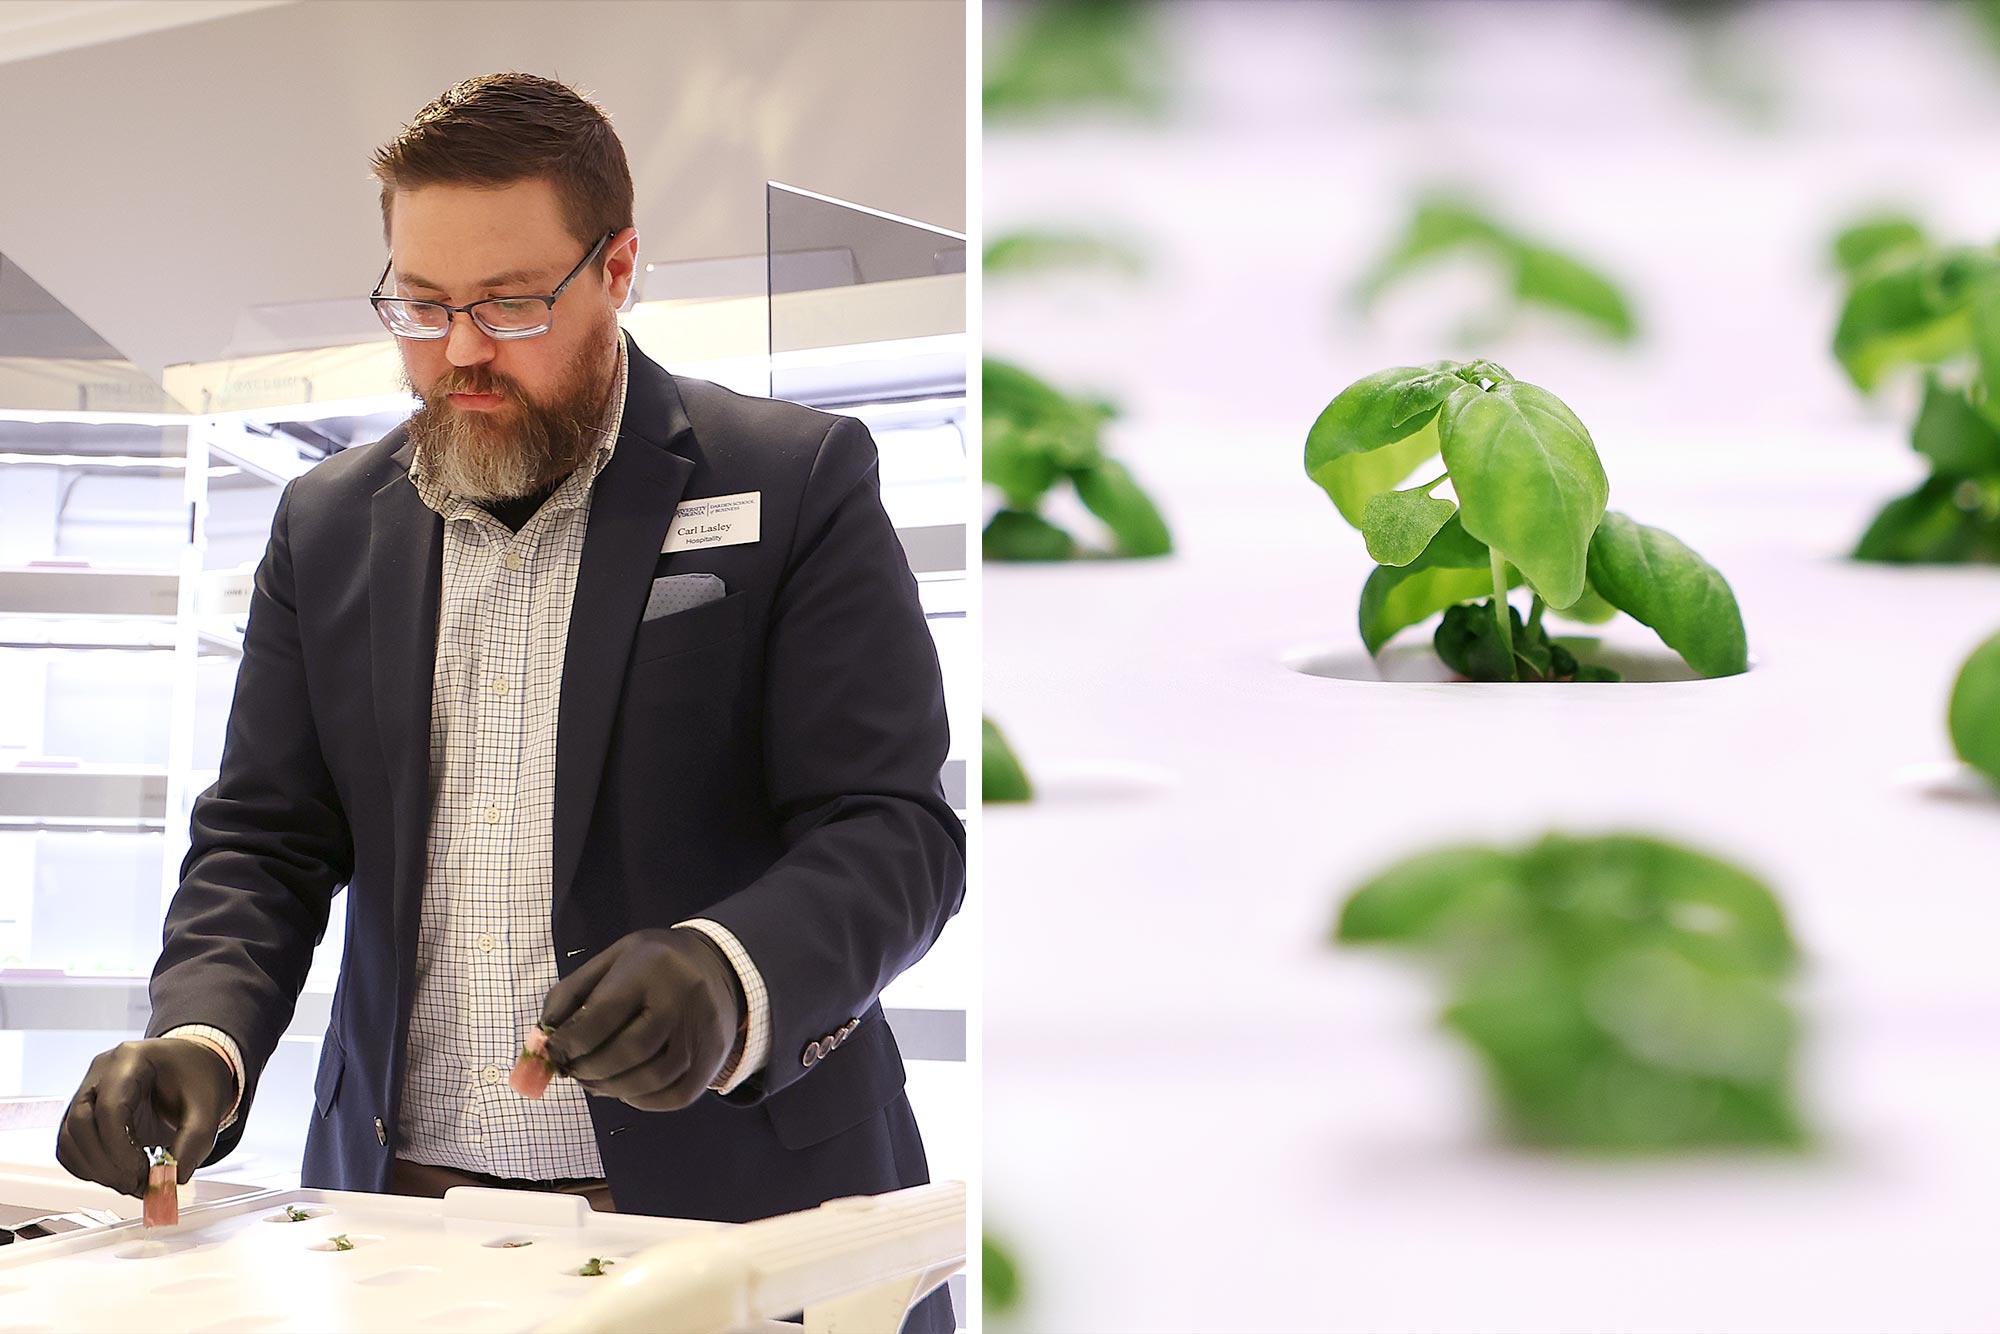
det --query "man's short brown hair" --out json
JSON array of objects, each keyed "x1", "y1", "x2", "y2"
[{"x1": 371, "y1": 72, "x2": 635, "y2": 251}]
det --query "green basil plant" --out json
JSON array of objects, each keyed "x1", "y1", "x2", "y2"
[
  {"x1": 983, "y1": 716, "x2": 1033, "y2": 803},
  {"x1": 1354, "y1": 194, "x2": 1639, "y2": 345},
  {"x1": 1949, "y1": 629, "x2": 2000, "y2": 788},
  {"x1": 1336, "y1": 833, "x2": 1806, "y2": 1150},
  {"x1": 1830, "y1": 216, "x2": 2000, "y2": 563},
  {"x1": 1305, "y1": 360, "x2": 1748, "y2": 682},
  {"x1": 984, "y1": 358, "x2": 1172, "y2": 561},
  {"x1": 982, "y1": 1232, "x2": 1024, "y2": 1318},
  {"x1": 983, "y1": 0, "x2": 1167, "y2": 122},
  {"x1": 985, "y1": 228, "x2": 1147, "y2": 280}
]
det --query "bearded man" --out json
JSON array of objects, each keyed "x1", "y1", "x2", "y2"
[{"x1": 54, "y1": 72, "x2": 961, "y2": 1333}]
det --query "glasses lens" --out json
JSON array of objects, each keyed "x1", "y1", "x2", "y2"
[
  {"x1": 472, "y1": 299, "x2": 552, "y2": 336},
  {"x1": 378, "y1": 300, "x2": 450, "y2": 337}
]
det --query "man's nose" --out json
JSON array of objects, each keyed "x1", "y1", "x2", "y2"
[{"x1": 444, "y1": 311, "x2": 496, "y2": 368}]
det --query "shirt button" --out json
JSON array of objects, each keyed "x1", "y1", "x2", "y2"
[
  {"x1": 484, "y1": 805, "x2": 500, "y2": 824},
  {"x1": 482, "y1": 1066, "x2": 501, "y2": 1086},
  {"x1": 491, "y1": 678, "x2": 508, "y2": 696},
  {"x1": 477, "y1": 933, "x2": 495, "y2": 954},
  {"x1": 505, "y1": 551, "x2": 523, "y2": 571}
]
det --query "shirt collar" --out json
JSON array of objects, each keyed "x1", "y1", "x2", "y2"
[{"x1": 411, "y1": 333, "x2": 630, "y2": 522}]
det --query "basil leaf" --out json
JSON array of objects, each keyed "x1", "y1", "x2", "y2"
[
  {"x1": 1949, "y1": 629, "x2": 2000, "y2": 787},
  {"x1": 983, "y1": 509, "x2": 1077, "y2": 563},
  {"x1": 1584, "y1": 512, "x2": 1748, "y2": 678},
  {"x1": 1439, "y1": 378, "x2": 1607, "y2": 609},
  {"x1": 1853, "y1": 474, "x2": 2000, "y2": 564},
  {"x1": 1832, "y1": 249, "x2": 1976, "y2": 391},
  {"x1": 982, "y1": 1234, "x2": 1024, "y2": 1315},
  {"x1": 985, "y1": 229, "x2": 1146, "y2": 278},
  {"x1": 1352, "y1": 197, "x2": 1506, "y2": 309},
  {"x1": 1071, "y1": 457, "x2": 1173, "y2": 558},
  {"x1": 1304, "y1": 365, "x2": 1457, "y2": 527},
  {"x1": 1360, "y1": 485, "x2": 1456, "y2": 567},
  {"x1": 982, "y1": 717, "x2": 1033, "y2": 803},
  {"x1": 1434, "y1": 600, "x2": 1521, "y2": 681},
  {"x1": 983, "y1": 0, "x2": 1167, "y2": 120},
  {"x1": 983, "y1": 358, "x2": 1110, "y2": 510},
  {"x1": 1830, "y1": 215, "x2": 1925, "y2": 279},
  {"x1": 1358, "y1": 515, "x2": 1514, "y2": 656},
  {"x1": 1512, "y1": 244, "x2": 1638, "y2": 341},
  {"x1": 1910, "y1": 376, "x2": 2000, "y2": 477},
  {"x1": 1335, "y1": 845, "x2": 1522, "y2": 944},
  {"x1": 1552, "y1": 583, "x2": 1618, "y2": 625}
]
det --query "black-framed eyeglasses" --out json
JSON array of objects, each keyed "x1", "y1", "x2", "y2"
[{"x1": 369, "y1": 230, "x2": 615, "y2": 340}]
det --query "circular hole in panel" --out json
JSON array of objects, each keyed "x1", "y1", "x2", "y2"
[
  {"x1": 987, "y1": 759, "x2": 1175, "y2": 805},
  {"x1": 152, "y1": 1274, "x2": 234, "y2": 1297},
  {"x1": 1891, "y1": 759, "x2": 2000, "y2": 805},
  {"x1": 306, "y1": 1232, "x2": 379, "y2": 1252},
  {"x1": 355, "y1": 1265, "x2": 443, "y2": 1287},
  {"x1": 262, "y1": 1207, "x2": 328, "y2": 1225},
  {"x1": 481, "y1": 1233, "x2": 545, "y2": 1249},
  {"x1": 114, "y1": 1239, "x2": 206, "y2": 1260},
  {"x1": 1282, "y1": 640, "x2": 1728, "y2": 685}
]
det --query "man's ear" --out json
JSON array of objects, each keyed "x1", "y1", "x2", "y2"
[{"x1": 604, "y1": 227, "x2": 641, "y2": 309}]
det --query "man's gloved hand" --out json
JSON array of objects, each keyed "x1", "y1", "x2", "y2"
[
  {"x1": 539, "y1": 927, "x2": 746, "y2": 1112},
  {"x1": 55, "y1": 1039, "x2": 234, "y2": 1197}
]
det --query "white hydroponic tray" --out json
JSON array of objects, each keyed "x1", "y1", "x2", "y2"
[{"x1": 0, "y1": 1185, "x2": 722, "y2": 1333}]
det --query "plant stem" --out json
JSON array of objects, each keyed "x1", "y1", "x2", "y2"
[
  {"x1": 1489, "y1": 547, "x2": 1515, "y2": 678},
  {"x1": 1526, "y1": 595, "x2": 1546, "y2": 637},
  {"x1": 1413, "y1": 472, "x2": 1450, "y2": 496}
]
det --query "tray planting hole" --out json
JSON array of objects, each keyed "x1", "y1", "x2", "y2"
[{"x1": 482, "y1": 1233, "x2": 545, "y2": 1248}]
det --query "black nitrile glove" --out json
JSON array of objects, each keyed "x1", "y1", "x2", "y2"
[
  {"x1": 55, "y1": 1039, "x2": 234, "y2": 1198},
  {"x1": 539, "y1": 927, "x2": 746, "y2": 1112}
]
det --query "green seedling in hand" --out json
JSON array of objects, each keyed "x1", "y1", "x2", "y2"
[
  {"x1": 984, "y1": 358, "x2": 1172, "y2": 561},
  {"x1": 983, "y1": 717, "x2": 1033, "y2": 803},
  {"x1": 1306, "y1": 360, "x2": 1747, "y2": 681},
  {"x1": 1829, "y1": 215, "x2": 2000, "y2": 563},
  {"x1": 1354, "y1": 194, "x2": 1639, "y2": 345},
  {"x1": 1949, "y1": 629, "x2": 2000, "y2": 787},
  {"x1": 1336, "y1": 833, "x2": 1807, "y2": 1150}
]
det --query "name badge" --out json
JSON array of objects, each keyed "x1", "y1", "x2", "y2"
[{"x1": 663, "y1": 491, "x2": 762, "y2": 552}]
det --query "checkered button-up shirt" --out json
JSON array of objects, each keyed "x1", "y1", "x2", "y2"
[{"x1": 167, "y1": 338, "x2": 772, "y2": 1171}]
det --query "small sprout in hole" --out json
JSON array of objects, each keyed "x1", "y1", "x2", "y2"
[
  {"x1": 142, "y1": 1146, "x2": 177, "y2": 1229},
  {"x1": 498, "y1": 1240, "x2": 533, "y2": 1249},
  {"x1": 1828, "y1": 214, "x2": 2000, "y2": 564},
  {"x1": 983, "y1": 717, "x2": 1033, "y2": 803},
  {"x1": 1304, "y1": 360, "x2": 1748, "y2": 681},
  {"x1": 282, "y1": 1205, "x2": 311, "y2": 1223},
  {"x1": 1353, "y1": 193, "x2": 1639, "y2": 346},
  {"x1": 1335, "y1": 833, "x2": 1806, "y2": 1150},
  {"x1": 984, "y1": 359, "x2": 1172, "y2": 562},
  {"x1": 577, "y1": 1257, "x2": 615, "y2": 1277},
  {"x1": 983, "y1": 1232, "x2": 1024, "y2": 1317},
  {"x1": 329, "y1": 1234, "x2": 354, "y2": 1252}
]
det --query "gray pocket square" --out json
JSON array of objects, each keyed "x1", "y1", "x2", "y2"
[{"x1": 644, "y1": 572, "x2": 725, "y2": 620}]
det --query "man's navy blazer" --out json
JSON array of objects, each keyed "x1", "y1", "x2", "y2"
[{"x1": 145, "y1": 335, "x2": 964, "y2": 1241}]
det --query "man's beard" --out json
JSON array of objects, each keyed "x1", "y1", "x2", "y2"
[{"x1": 403, "y1": 331, "x2": 617, "y2": 502}]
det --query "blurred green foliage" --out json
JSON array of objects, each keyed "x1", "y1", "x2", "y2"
[
  {"x1": 982, "y1": 717, "x2": 1034, "y2": 803},
  {"x1": 983, "y1": 1233, "x2": 1024, "y2": 1315},
  {"x1": 1336, "y1": 834, "x2": 1806, "y2": 1150},
  {"x1": 984, "y1": 0, "x2": 1168, "y2": 122},
  {"x1": 1829, "y1": 216, "x2": 2000, "y2": 563},
  {"x1": 983, "y1": 358, "x2": 1172, "y2": 560},
  {"x1": 985, "y1": 228, "x2": 1148, "y2": 279},
  {"x1": 1949, "y1": 630, "x2": 2000, "y2": 787},
  {"x1": 1353, "y1": 195, "x2": 1640, "y2": 345}
]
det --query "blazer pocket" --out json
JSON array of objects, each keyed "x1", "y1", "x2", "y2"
[
  {"x1": 313, "y1": 1035, "x2": 346, "y2": 1119},
  {"x1": 761, "y1": 1012, "x2": 906, "y2": 1152},
  {"x1": 631, "y1": 589, "x2": 749, "y2": 665}
]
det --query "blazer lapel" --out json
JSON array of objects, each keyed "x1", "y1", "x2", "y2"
[
  {"x1": 552, "y1": 341, "x2": 696, "y2": 911},
  {"x1": 369, "y1": 436, "x2": 443, "y2": 997}
]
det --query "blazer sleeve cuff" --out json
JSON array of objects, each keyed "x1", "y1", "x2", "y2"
[{"x1": 673, "y1": 919, "x2": 770, "y2": 1095}]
